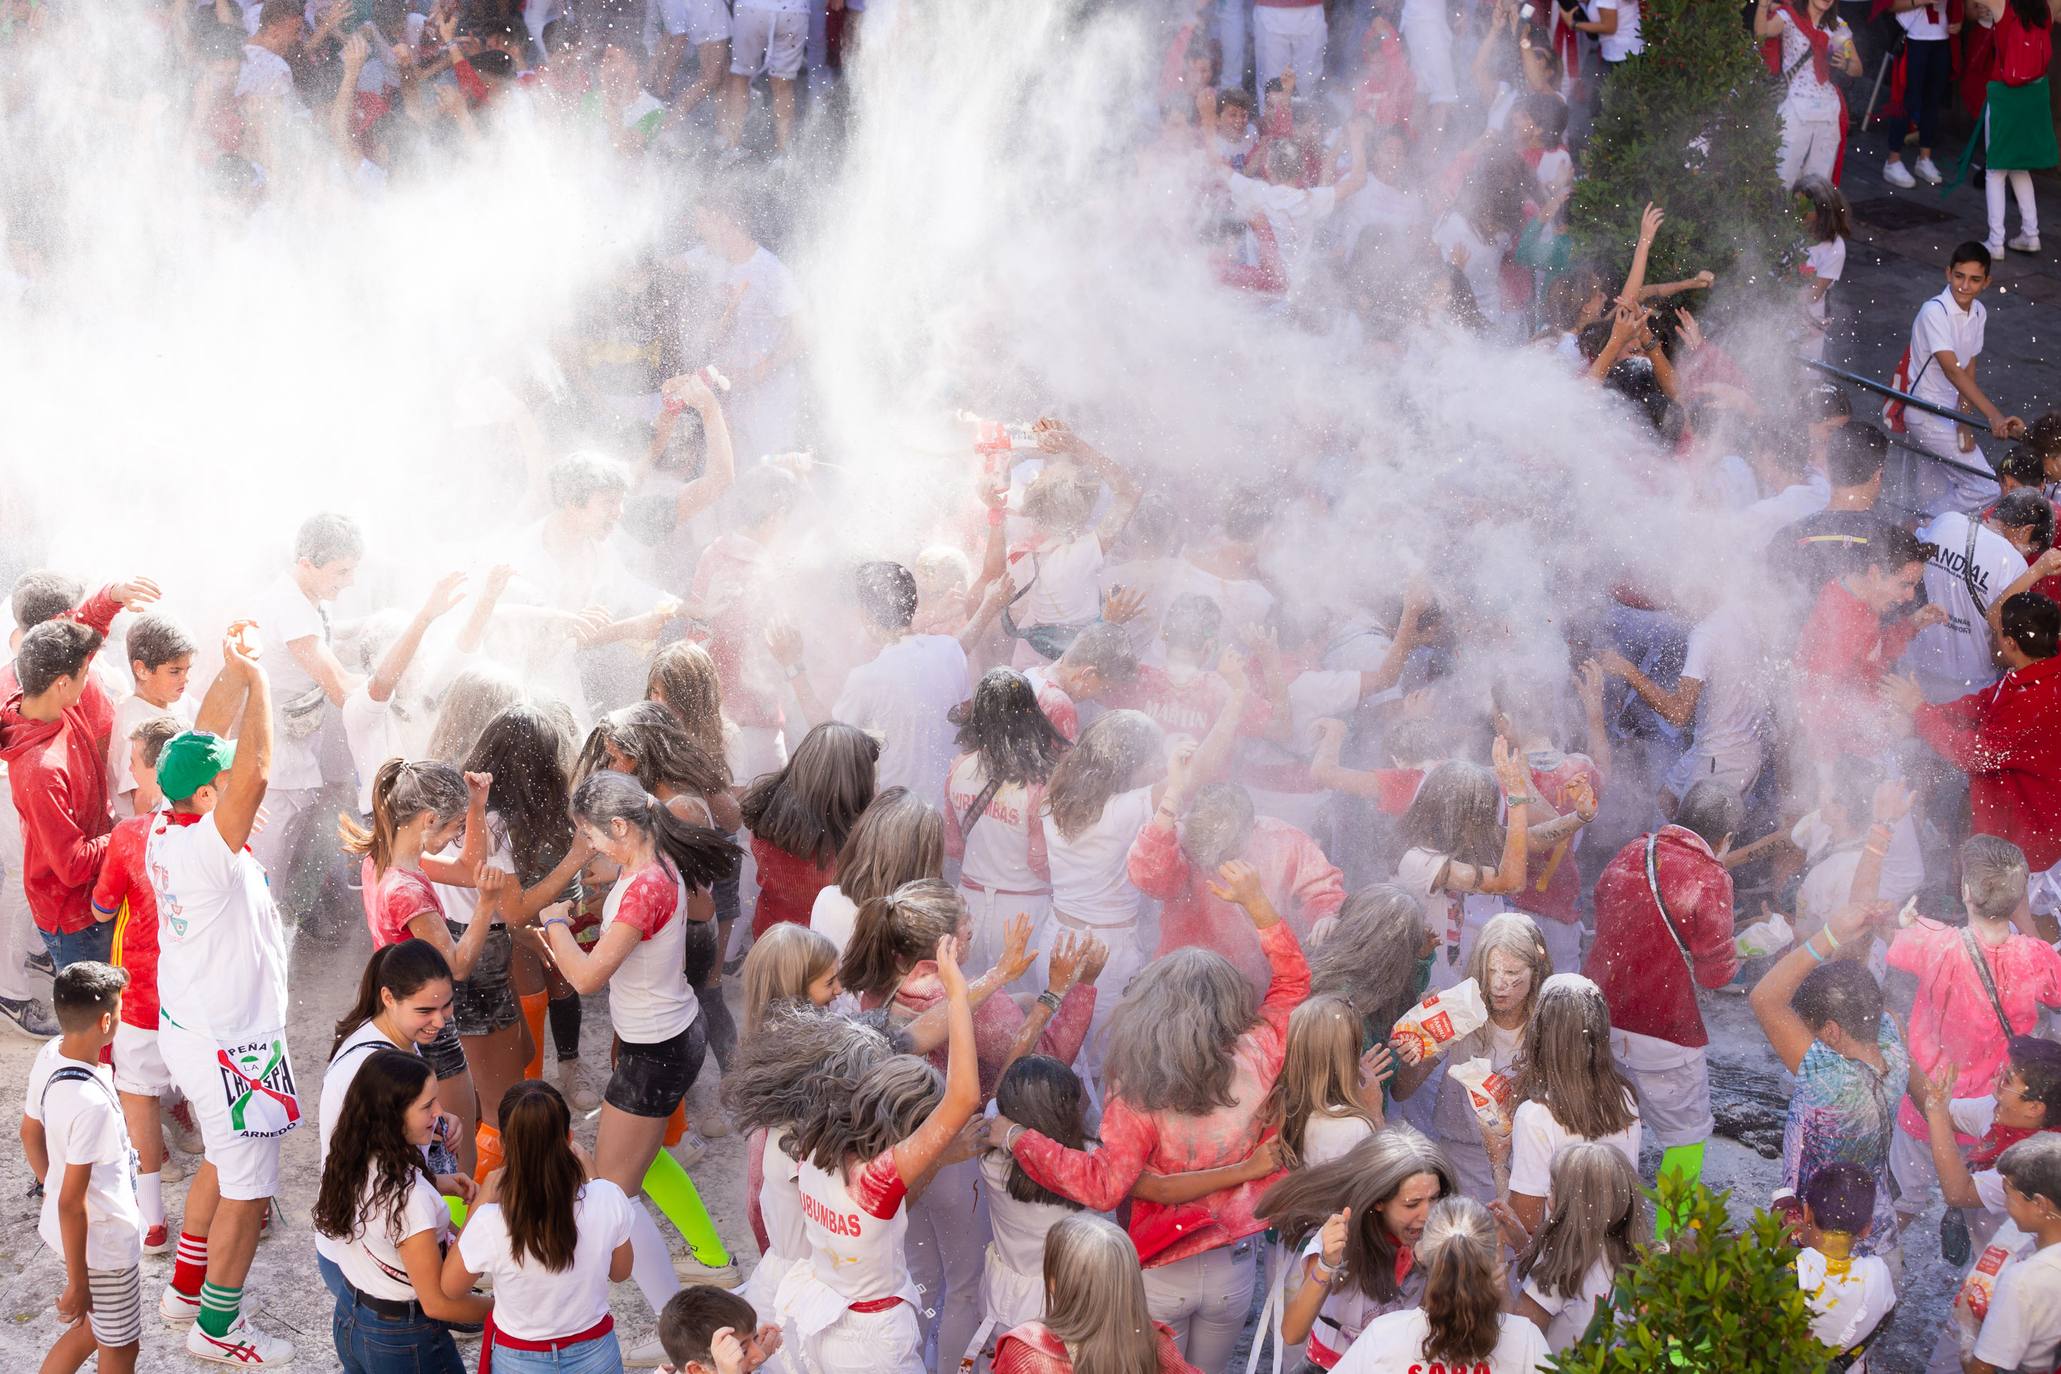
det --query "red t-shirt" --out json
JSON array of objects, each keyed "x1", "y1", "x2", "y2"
[
  {"x1": 90, "y1": 815, "x2": 160, "y2": 1029},
  {"x1": 1117, "y1": 665, "x2": 1272, "y2": 742},
  {"x1": 749, "y1": 836, "x2": 835, "y2": 938},
  {"x1": 1993, "y1": 6, "x2": 2054, "y2": 86},
  {"x1": 362, "y1": 860, "x2": 444, "y2": 949}
]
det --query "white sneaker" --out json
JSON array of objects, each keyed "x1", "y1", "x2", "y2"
[
  {"x1": 671, "y1": 1130, "x2": 709, "y2": 1170},
  {"x1": 187, "y1": 1314, "x2": 293, "y2": 1365},
  {"x1": 158, "y1": 1285, "x2": 201, "y2": 1327},
  {"x1": 623, "y1": 1334, "x2": 669, "y2": 1368},
  {"x1": 673, "y1": 1255, "x2": 741, "y2": 1288},
  {"x1": 1884, "y1": 159, "x2": 1917, "y2": 188},
  {"x1": 1986, "y1": 238, "x2": 2007, "y2": 259},
  {"x1": 1915, "y1": 156, "x2": 1944, "y2": 185},
  {"x1": 558, "y1": 1058, "x2": 602, "y2": 1112},
  {"x1": 2009, "y1": 233, "x2": 2042, "y2": 253}
]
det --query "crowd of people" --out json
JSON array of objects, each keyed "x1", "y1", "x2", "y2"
[{"x1": 7, "y1": 1, "x2": 2061, "y2": 1373}]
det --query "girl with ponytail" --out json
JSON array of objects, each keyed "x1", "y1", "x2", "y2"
[
  {"x1": 341, "y1": 758, "x2": 515, "y2": 1176},
  {"x1": 1331, "y1": 1195, "x2": 1549, "y2": 1374},
  {"x1": 510, "y1": 770, "x2": 740, "y2": 1331}
]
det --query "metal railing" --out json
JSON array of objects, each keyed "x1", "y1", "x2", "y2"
[{"x1": 1800, "y1": 356, "x2": 2004, "y2": 519}]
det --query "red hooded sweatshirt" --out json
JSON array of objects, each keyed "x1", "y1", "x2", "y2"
[{"x1": 1, "y1": 586, "x2": 121, "y2": 934}]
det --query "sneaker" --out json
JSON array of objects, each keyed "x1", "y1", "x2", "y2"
[
  {"x1": 671, "y1": 1130, "x2": 709, "y2": 1170},
  {"x1": 2009, "y1": 233, "x2": 2042, "y2": 253},
  {"x1": 26, "y1": 950, "x2": 52, "y2": 977},
  {"x1": 158, "y1": 1285, "x2": 201, "y2": 1328},
  {"x1": 166, "y1": 1097, "x2": 206, "y2": 1155},
  {"x1": 695, "y1": 1110, "x2": 733, "y2": 1140},
  {"x1": 673, "y1": 1256, "x2": 741, "y2": 1288},
  {"x1": 187, "y1": 1314, "x2": 294, "y2": 1365},
  {"x1": 1986, "y1": 239, "x2": 2008, "y2": 259},
  {"x1": 0, "y1": 995, "x2": 57, "y2": 1038},
  {"x1": 623, "y1": 1335, "x2": 669, "y2": 1368},
  {"x1": 1915, "y1": 156, "x2": 1944, "y2": 185},
  {"x1": 143, "y1": 1223, "x2": 170, "y2": 1256},
  {"x1": 159, "y1": 1145, "x2": 185, "y2": 1184},
  {"x1": 1884, "y1": 158, "x2": 1917, "y2": 188},
  {"x1": 558, "y1": 1058, "x2": 602, "y2": 1112}
]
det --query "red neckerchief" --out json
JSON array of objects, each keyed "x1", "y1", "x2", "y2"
[
  {"x1": 1969, "y1": 1121, "x2": 2061, "y2": 1169},
  {"x1": 162, "y1": 812, "x2": 204, "y2": 828},
  {"x1": 1394, "y1": 1243, "x2": 1415, "y2": 1285},
  {"x1": 1764, "y1": 3, "x2": 1833, "y2": 83}
]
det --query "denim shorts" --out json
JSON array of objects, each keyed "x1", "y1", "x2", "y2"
[
  {"x1": 447, "y1": 922, "x2": 519, "y2": 1037},
  {"x1": 41, "y1": 919, "x2": 115, "y2": 972},
  {"x1": 604, "y1": 1017, "x2": 706, "y2": 1118}
]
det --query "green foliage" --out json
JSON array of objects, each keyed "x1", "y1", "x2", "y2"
[
  {"x1": 1548, "y1": 1172, "x2": 1833, "y2": 1374},
  {"x1": 1569, "y1": 0, "x2": 1794, "y2": 293}
]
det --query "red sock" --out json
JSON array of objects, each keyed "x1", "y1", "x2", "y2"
[{"x1": 173, "y1": 1232, "x2": 208, "y2": 1297}]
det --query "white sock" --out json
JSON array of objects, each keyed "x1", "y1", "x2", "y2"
[
  {"x1": 627, "y1": 1198, "x2": 680, "y2": 1314},
  {"x1": 138, "y1": 1170, "x2": 164, "y2": 1229}
]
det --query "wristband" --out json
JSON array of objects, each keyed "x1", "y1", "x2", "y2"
[
  {"x1": 1819, "y1": 927, "x2": 1842, "y2": 951},
  {"x1": 1805, "y1": 939, "x2": 1828, "y2": 964},
  {"x1": 542, "y1": 915, "x2": 571, "y2": 934},
  {"x1": 1037, "y1": 990, "x2": 1063, "y2": 1014},
  {"x1": 1005, "y1": 1125, "x2": 1025, "y2": 1152}
]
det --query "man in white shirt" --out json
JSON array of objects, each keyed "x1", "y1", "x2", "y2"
[
  {"x1": 1895, "y1": 244, "x2": 2028, "y2": 517},
  {"x1": 682, "y1": 193, "x2": 804, "y2": 466},
  {"x1": 1601, "y1": 596, "x2": 1770, "y2": 812},
  {"x1": 1901, "y1": 490, "x2": 2054, "y2": 703},
  {"x1": 147, "y1": 637, "x2": 296, "y2": 1366},
  {"x1": 248, "y1": 513, "x2": 362, "y2": 925},
  {"x1": 830, "y1": 562, "x2": 970, "y2": 809},
  {"x1": 235, "y1": 0, "x2": 305, "y2": 104}
]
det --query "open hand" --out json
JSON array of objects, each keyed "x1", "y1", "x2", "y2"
[
  {"x1": 995, "y1": 912, "x2": 1037, "y2": 985},
  {"x1": 1208, "y1": 858, "x2": 1264, "y2": 908},
  {"x1": 110, "y1": 576, "x2": 162, "y2": 611},
  {"x1": 1102, "y1": 584, "x2": 1147, "y2": 625},
  {"x1": 936, "y1": 934, "x2": 968, "y2": 999}
]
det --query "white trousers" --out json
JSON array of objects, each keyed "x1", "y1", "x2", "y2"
[
  {"x1": 1253, "y1": 4, "x2": 1326, "y2": 88},
  {"x1": 1987, "y1": 169, "x2": 2038, "y2": 244},
  {"x1": 1140, "y1": 1238, "x2": 1259, "y2": 1374}
]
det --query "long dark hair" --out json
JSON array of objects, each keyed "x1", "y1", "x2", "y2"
[
  {"x1": 577, "y1": 701, "x2": 731, "y2": 801},
  {"x1": 839, "y1": 879, "x2": 962, "y2": 1002},
  {"x1": 496, "y1": 1081, "x2": 582, "y2": 1272},
  {"x1": 995, "y1": 1057, "x2": 1090, "y2": 1208},
  {"x1": 738, "y1": 722, "x2": 879, "y2": 866},
  {"x1": 469, "y1": 706, "x2": 574, "y2": 887},
  {"x1": 955, "y1": 668, "x2": 1069, "y2": 787},
  {"x1": 569, "y1": 771, "x2": 739, "y2": 891},
  {"x1": 331, "y1": 940, "x2": 453, "y2": 1059},
  {"x1": 2010, "y1": 0, "x2": 2050, "y2": 27},
  {"x1": 1257, "y1": 1127, "x2": 1455, "y2": 1304},
  {"x1": 312, "y1": 1050, "x2": 437, "y2": 1245}
]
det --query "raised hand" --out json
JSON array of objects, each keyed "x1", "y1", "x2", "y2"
[
  {"x1": 110, "y1": 576, "x2": 162, "y2": 611},
  {"x1": 1208, "y1": 858, "x2": 1264, "y2": 909},
  {"x1": 994, "y1": 912, "x2": 1037, "y2": 985},
  {"x1": 422, "y1": 571, "x2": 468, "y2": 620},
  {"x1": 936, "y1": 933, "x2": 968, "y2": 999}
]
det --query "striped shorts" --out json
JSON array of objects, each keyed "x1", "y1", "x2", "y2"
[{"x1": 87, "y1": 1265, "x2": 142, "y2": 1347}]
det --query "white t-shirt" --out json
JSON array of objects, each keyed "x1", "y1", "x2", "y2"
[
  {"x1": 26, "y1": 1040, "x2": 142, "y2": 1271},
  {"x1": 1335, "y1": 1309, "x2": 1551, "y2": 1374},
  {"x1": 1798, "y1": 1247, "x2": 1895, "y2": 1357},
  {"x1": 336, "y1": 1170, "x2": 449, "y2": 1303},
  {"x1": 759, "y1": 1128, "x2": 809, "y2": 1263},
  {"x1": 1804, "y1": 238, "x2": 1846, "y2": 328},
  {"x1": 1972, "y1": 1240, "x2": 2061, "y2": 1373},
  {"x1": 341, "y1": 688, "x2": 434, "y2": 817},
  {"x1": 1678, "y1": 600, "x2": 1771, "y2": 785},
  {"x1": 1905, "y1": 510, "x2": 2020, "y2": 702},
  {"x1": 108, "y1": 691, "x2": 196, "y2": 807},
  {"x1": 251, "y1": 573, "x2": 331, "y2": 792},
  {"x1": 1301, "y1": 1111, "x2": 1376, "y2": 1168},
  {"x1": 833, "y1": 634, "x2": 969, "y2": 810},
  {"x1": 1044, "y1": 786, "x2": 1156, "y2": 928},
  {"x1": 1100, "y1": 556, "x2": 1189, "y2": 664},
  {"x1": 456, "y1": 1181, "x2": 637, "y2": 1340},
  {"x1": 235, "y1": 43, "x2": 296, "y2": 101},
  {"x1": 1507, "y1": 1098, "x2": 1642, "y2": 1199},
  {"x1": 1897, "y1": 0, "x2": 1950, "y2": 41},
  {"x1": 1432, "y1": 210, "x2": 1510, "y2": 325},
  {"x1": 1523, "y1": 1257, "x2": 1615, "y2": 1352},
  {"x1": 1585, "y1": 0, "x2": 1643, "y2": 62},
  {"x1": 1223, "y1": 175, "x2": 1340, "y2": 286},
  {"x1": 1743, "y1": 472, "x2": 1831, "y2": 551},
  {"x1": 316, "y1": 1023, "x2": 425, "y2": 1263},
  {"x1": 1777, "y1": 12, "x2": 1853, "y2": 118},
  {"x1": 979, "y1": 1150, "x2": 1081, "y2": 1282},
  {"x1": 1909, "y1": 287, "x2": 1985, "y2": 413},
  {"x1": 810, "y1": 885, "x2": 860, "y2": 954},
  {"x1": 1178, "y1": 564, "x2": 1275, "y2": 643},
  {"x1": 148, "y1": 810, "x2": 290, "y2": 1041},
  {"x1": 1950, "y1": 1096, "x2": 2012, "y2": 1218},
  {"x1": 1395, "y1": 846, "x2": 1508, "y2": 977},
  {"x1": 1009, "y1": 532, "x2": 1107, "y2": 632}
]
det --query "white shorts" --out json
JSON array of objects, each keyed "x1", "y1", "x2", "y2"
[
  {"x1": 158, "y1": 1022, "x2": 294, "y2": 1201},
  {"x1": 801, "y1": 1299, "x2": 923, "y2": 1374},
  {"x1": 655, "y1": 0, "x2": 730, "y2": 47},
  {"x1": 980, "y1": 1244, "x2": 1044, "y2": 1335},
  {"x1": 1610, "y1": 1030, "x2": 1711, "y2": 1149},
  {"x1": 730, "y1": 5, "x2": 807, "y2": 79},
  {"x1": 112, "y1": 1022, "x2": 173, "y2": 1097}
]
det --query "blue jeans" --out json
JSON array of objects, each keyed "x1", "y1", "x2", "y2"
[
  {"x1": 490, "y1": 1332, "x2": 625, "y2": 1374},
  {"x1": 316, "y1": 1253, "x2": 348, "y2": 1303},
  {"x1": 41, "y1": 919, "x2": 114, "y2": 971},
  {"x1": 332, "y1": 1290, "x2": 466, "y2": 1374}
]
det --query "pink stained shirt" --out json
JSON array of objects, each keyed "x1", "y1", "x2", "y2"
[
  {"x1": 1009, "y1": 921, "x2": 1308, "y2": 1268},
  {"x1": 1130, "y1": 816, "x2": 1344, "y2": 996},
  {"x1": 873, "y1": 964, "x2": 1096, "y2": 1101},
  {"x1": 1887, "y1": 919, "x2": 2061, "y2": 1140}
]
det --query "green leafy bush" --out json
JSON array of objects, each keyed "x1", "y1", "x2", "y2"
[
  {"x1": 1549, "y1": 1172, "x2": 1832, "y2": 1374},
  {"x1": 1569, "y1": 0, "x2": 1794, "y2": 294}
]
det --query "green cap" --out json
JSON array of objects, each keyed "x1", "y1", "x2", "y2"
[{"x1": 156, "y1": 732, "x2": 236, "y2": 803}]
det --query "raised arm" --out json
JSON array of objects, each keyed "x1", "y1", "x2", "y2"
[
  {"x1": 1597, "y1": 645, "x2": 1700, "y2": 730},
  {"x1": 215, "y1": 643, "x2": 271, "y2": 851},
  {"x1": 891, "y1": 936, "x2": 981, "y2": 1186},
  {"x1": 662, "y1": 372, "x2": 738, "y2": 526},
  {"x1": 369, "y1": 573, "x2": 467, "y2": 704}
]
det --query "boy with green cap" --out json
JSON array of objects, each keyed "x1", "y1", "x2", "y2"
[{"x1": 145, "y1": 626, "x2": 296, "y2": 1367}]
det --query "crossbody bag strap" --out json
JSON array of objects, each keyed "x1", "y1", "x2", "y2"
[
  {"x1": 957, "y1": 773, "x2": 1007, "y2": 848},
  {"x1": 1961, "y1": 925, "x2": 2016, "y2": 1043},
  {"x1": 1963, "y1": 516, "x2": 1990, "y2": 617},
  {"x1": 39, "y1": 1064, "x2": 116, "y2": 1117},
  {"x1": 1643, "y1": 832, "x2": 1695, "y2": 972}
]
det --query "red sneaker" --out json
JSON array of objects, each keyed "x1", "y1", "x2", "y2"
[{"x1": 142, "y1": 1223, "x2": 170, "y2": 1256}]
